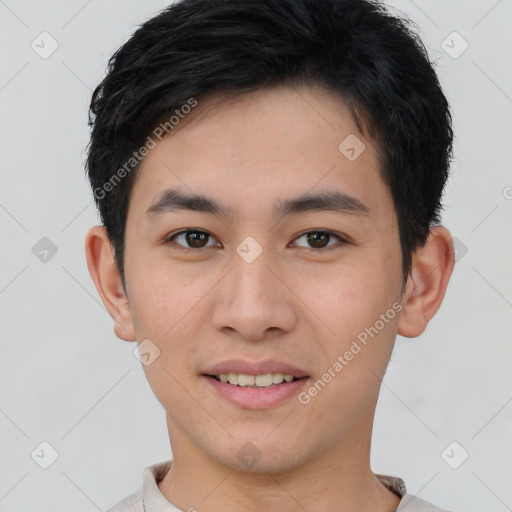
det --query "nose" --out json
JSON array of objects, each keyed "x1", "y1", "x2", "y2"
[{"x1": 211, "y1": 246, "x2": 298, "y2": 342}]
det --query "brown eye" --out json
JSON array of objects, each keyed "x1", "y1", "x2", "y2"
[
  {"x1": 306, "y1": 232, "x2": 330, "y2": 249},
  {"x1": 293, "y1": 231, "x2": 344, "y2": 250},
  {"x1": 167, "y1": 230, "x2": 218, "y2": 250}
]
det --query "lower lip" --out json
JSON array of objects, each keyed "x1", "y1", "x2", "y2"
[{"x1": 203, "y1": 375, "x2": 309, "y2": 409}]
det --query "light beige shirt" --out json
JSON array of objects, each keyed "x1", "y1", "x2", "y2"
[{"x1": 107, "y1": 460, "x2": 452, "y2": 512}]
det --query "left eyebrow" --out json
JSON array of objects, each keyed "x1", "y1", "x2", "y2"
[
  {"x1": 275, "y1": 190, "x2": 369, "y2": 218},
  {"x1": 145, "y1": 187, "x2": 370, "y2": 220}
]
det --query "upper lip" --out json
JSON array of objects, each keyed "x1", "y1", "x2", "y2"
[{"x1": 203, "y1": 359, "x2": 309, "y2": 378}]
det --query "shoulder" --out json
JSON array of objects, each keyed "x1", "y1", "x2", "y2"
[
  {"x1": 375, "y1": 473, "x2": 455, "y2": 512},
  {"x1": 106, "y1": 490, "x2": 144, "y2": 512},
  {"x1": 397, "y1": 493, "x2": 454, "y2": 512}
]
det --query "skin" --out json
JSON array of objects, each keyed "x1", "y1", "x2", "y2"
[{"x1": 86, "y1": 84, "x2": 454, "y2": 512}]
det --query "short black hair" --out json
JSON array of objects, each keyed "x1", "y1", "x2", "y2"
[{"x1": 85, "y1": 0, "x2": 454, "y2": 291}]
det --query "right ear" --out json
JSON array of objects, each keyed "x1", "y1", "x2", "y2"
[{"x1": 85, "y1": 225, "x2": 136, "y2": 342}]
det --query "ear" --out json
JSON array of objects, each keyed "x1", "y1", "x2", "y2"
[
  {"x1": 85, "y1": 225, "x2": 136, "y2": 342},
  {"x1": 397, "y1": 226, "x2": 455, "y2": 338}
]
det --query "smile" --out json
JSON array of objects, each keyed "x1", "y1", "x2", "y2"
[{"x1": 210, "y1": 373, "x2": 298, "y2": 387}]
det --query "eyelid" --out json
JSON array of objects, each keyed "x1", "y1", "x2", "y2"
[
  {"x1": 291, "y1": 230, "x2": 348, "y2": 250},
  {"x1": 165, "y1": 228, "x2": 350, "y2": 251},
  {"x1": 164, "y1": 229, "x2": 220, "y2": 250}
]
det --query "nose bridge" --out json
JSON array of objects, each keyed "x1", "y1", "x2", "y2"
[
  {"x1": 231, "y1": 238, "x2": 278, "y2": 306},
  {"x1": 212, "y1": 237, "x2": 297, "y2": 338}
]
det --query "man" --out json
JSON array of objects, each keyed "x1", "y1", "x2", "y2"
[{"x1": 85, "y1": 1, "x2": 456, "y2": 510}]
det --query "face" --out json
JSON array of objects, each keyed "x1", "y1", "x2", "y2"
[{"x1": 122, "y1": 85, "x2": 404, "y2": 472}]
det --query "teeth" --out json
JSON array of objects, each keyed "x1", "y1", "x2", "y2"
[
  {"x1": 255, "y1": 374, "x2": 273, "y2": 386},
  {"x1": 216, "y1": 373, "x2": 297, "y2": 387},
  {"x1": 238, "y1": 374, "x2": 255, "y2": 386},
  {"x1": 272, "y1": 373, "x2": 284, "y2": 384}
]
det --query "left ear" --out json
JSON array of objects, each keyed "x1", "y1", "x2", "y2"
[{"x1": 397, "y1": 226, "x2": 455, "y2": 338}]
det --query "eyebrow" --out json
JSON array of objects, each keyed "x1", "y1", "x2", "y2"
[{"x1": 145, "y1": 187, "x2": 369, "y2": 220}]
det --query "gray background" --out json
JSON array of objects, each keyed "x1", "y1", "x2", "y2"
[{"x1": 1, "y1": 1, "x2": 511, "y2": 510}]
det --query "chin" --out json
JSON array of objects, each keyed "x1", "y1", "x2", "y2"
[{"x1": 206, "y1": 434, "x2": 308, "y2": 474}]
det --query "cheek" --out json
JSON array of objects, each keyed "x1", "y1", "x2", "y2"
[
  {"x1": 130, "y1": 266, "x2": 206, "y2": 406},
  {"x1": 304, "y1": 257, "x2": 401, "y2": 400},
  {"x1": 128, "y1": 257, "x2": 202, "y2": 338},
  {"x1": 128, "y1": 259, "x2": 220, "y2": 372},
  {"x1": 305, "y1": 258, "x2": 397, "y2": 337},
  {"x1": 298, "y1": 270, "x2": 399, "y2": 433}
]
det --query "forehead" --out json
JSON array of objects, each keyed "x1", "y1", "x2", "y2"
[{"x1": 128, "y1": 85, "x2": 392, "y2": 222}]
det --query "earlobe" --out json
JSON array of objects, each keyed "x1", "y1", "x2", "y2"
[
  {"x1": 85, "y1": 225, "x2": 136, "y2": 342},
  {"x1": 397, "y1": 226, "x2": 455, "y2": 338}
]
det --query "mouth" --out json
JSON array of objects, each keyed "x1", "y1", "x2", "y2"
[
  {"x1": 204, "y1": 373, "x2": 308, "y2": 388},
  {"x1": 202, "y1": 373, "x2": 310, "y2": 409},
  {"x1": 201, "y1": 360, "x2": 310, "y2": 408}
]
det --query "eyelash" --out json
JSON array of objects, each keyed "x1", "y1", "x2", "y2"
[{"x1": 164, "y1": 229, "x2": 348, "y2": 253}]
